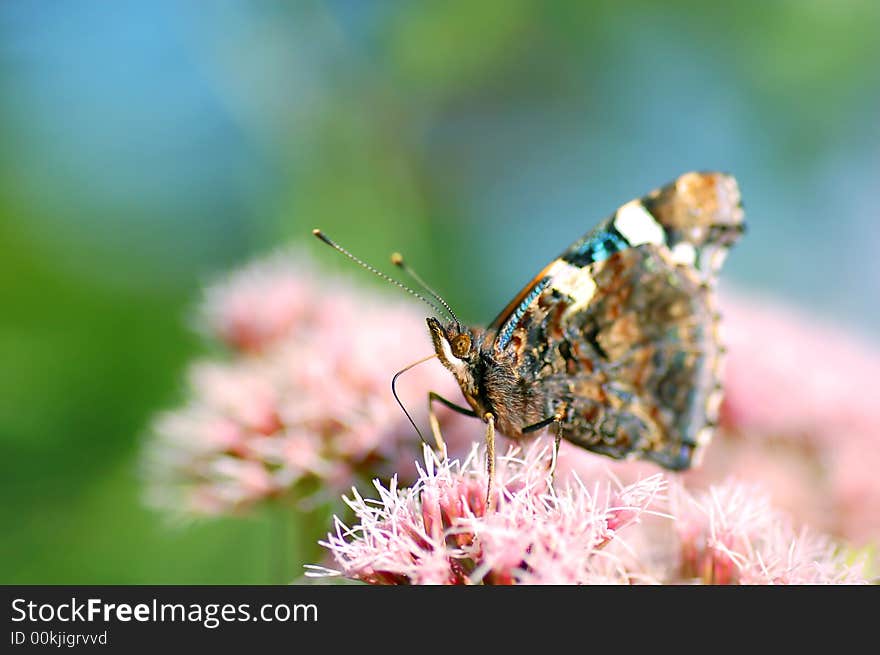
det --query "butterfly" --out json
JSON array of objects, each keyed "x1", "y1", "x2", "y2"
[{"x1": 316, "y1": 171, "x2": 744, "y2": 508}]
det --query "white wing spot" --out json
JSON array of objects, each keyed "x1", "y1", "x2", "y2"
[
  {"x1": 614, "y1": 201, "x2": 666, "y2": 246},
  {"x1": 695, "y1": 426, "x2": 714, "y2": 446},
  {"x1": 705, "y1": 388, "x2": 724, "y2": 420},
  {"x1": 545, "y1": 261, "x2": 599, "y2": 320},
  {"x1": 670, "y1": 242, "x2": 697, "y2": 266}
]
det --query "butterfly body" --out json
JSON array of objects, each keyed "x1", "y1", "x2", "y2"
[{"x1": 429, "y1": 171, "x2": 744, "y2": 470}]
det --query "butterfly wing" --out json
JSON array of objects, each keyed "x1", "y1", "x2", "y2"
[{"x1": 489, "y1": 171, "x2": 744, "y2": 469}]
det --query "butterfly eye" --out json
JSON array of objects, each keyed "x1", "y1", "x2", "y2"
[{"x1": 451, "y1": 334, "x2": 471, "y2": 359}]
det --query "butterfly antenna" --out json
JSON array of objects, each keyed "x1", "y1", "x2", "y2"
[
  {"x1": 391, "y1": 353, "x2": 438, "y2": 448},
  {"x1": 391, "y1": 252, "x2": 462, "y2": 333},
  {"x1": 312, "y1": 229, "x2": 446, "y2": 318}
]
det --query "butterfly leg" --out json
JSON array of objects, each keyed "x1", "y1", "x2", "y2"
[
  {"x1": 522, "y1": 410, "x2": 565, "y2": 485},
  {"x1": 428, "y1": 391, "x2": 478, "y2": 459},
  {"x1": 549, "y1": 419, "x2": 563, "y2": 484},
  {"x1": 484, "y1": 412, "x2": 497, "y2": 512}
]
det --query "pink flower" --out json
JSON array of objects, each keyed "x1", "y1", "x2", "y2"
[
  {"x1": 718, "y1": 289, "x2": 880, "y2": 441},
  {"x1": 670, "y1": 481, "x2": 865, "y2": 584},
  {"x1": 692, "y1": 289, "x2": 880, "y2": 544},
  {"x1": 143, "y1": 249, "x2": 470, "y2": 517},
  {"x1": 311, "y1": 437, "x2": 867, "y2": 585},
  {"x1": 311, "y1": 439, "x2": 670, "y2": 585},
  {"x1": 198, "y1": 250, "x2": 321, "y2": 354}
]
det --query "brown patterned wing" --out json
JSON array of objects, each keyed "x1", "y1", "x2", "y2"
[
  {"x1": 491, "y1": 172, "x2": 744, "y2": 469},
  {"x1": 547, "y1": 245, "x2": 723, "y2": 469}
]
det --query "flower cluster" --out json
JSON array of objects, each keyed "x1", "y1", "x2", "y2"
[
  {"x1": 310, "y1": 439, "x2": 868, "y2": 584},
  {"x1": 310, "y1": 441, "x2": 668, "y2": 584},
  {"x1": 671, "y1": 482, "x2": 864, "y2": 584},
  {"x1": 143, "y1": 249, "x2": 468, "y2": 517}
]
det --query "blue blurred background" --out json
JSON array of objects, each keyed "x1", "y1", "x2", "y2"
[{"x1": 2, "y1": 1, "x2": 878, "y2": 582}]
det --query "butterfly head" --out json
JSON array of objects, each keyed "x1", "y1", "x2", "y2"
[{"x1": 427, "y1": 317, "x2": 482, "y2": 405}]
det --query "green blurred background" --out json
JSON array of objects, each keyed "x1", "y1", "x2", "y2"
[{"x1": 2, "y1": 1, "x2": 878, "y2": 583}]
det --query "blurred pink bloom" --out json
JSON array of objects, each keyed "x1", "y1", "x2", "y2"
[
  {"x1": 143, "y1": 249, "x2": 471, "y2": 517},
  {"x1": 311, "y1": 437, "x2": 867, "y2": 585},
  {"x1": 719, "y1": 289, "x2": 880, "y2": 440},
  {"x1": 696, "y1": 289, "x2": 880, "y2": 544},
  {"x1": 198, "y1": 250, "x2": 321, "y2": 353},
  {"x1": 670, "y1": 482, "x2": 865, "y2": 584}
]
